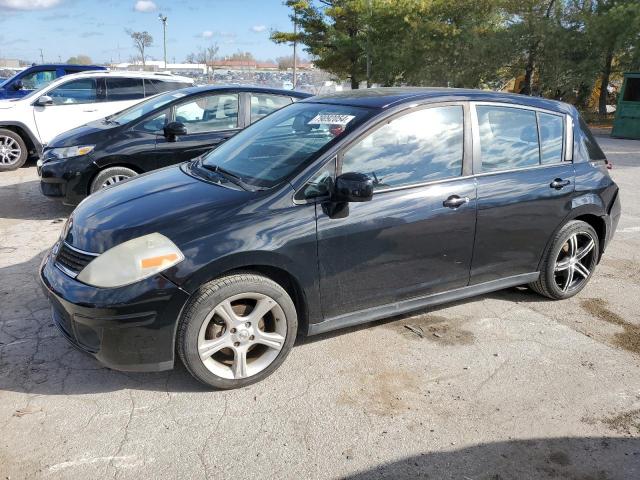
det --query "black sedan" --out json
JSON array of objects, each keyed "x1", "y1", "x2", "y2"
[
  {"x1": 40, "y1": 88, "x2": 620, "y2": 389},
  {"x1": 38, "y1": 86, "x2": 310, "y2": 205}
]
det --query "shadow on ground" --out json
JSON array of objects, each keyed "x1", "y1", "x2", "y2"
[
  {"x1": 342, "y1": 437, "x2": 640, "y2": 480},
  {"x1": 0, "y1": 179, "x2": 73, "y2": 221}
]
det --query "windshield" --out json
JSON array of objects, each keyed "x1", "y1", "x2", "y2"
[
  {"x1": 109, "y1": 90, "x2": 189, "y2": 124},
  {"x1": 201, "y1": 102, "x2": 373, "y2": 188}
]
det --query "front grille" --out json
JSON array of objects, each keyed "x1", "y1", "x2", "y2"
[{"x1": 55, "y1": 242, "x2": 97, "y2": 277}]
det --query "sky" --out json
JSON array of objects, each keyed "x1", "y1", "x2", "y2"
[{"x1": 0, "y1": 0, "x2": 297, "y2": 64}]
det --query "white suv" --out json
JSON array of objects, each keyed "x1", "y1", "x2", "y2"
[{"x1": 0, "y1": 70, "x2": 193, "y2": 171}]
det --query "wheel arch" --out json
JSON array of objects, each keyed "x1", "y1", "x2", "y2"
[
  {"x1": 173, "y1": 252, "x2": 313, "y2": 338},
  {"x1": 537, "y1": 203, "x2": 608, "y2": 271},
  {"x1": 87, "y1": 162, "x2": 145, "y2": 194},
  {"x1": 0, "y1": 122, "x2": 41, "y2": 157}
]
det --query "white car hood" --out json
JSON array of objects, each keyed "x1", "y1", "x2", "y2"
[{"x1": 0, "y1": 101, "x2": 17, "y2": 110}]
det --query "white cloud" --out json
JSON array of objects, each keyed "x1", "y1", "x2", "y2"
[
  {"x1": 202, "y1": 30, "x2": 214, "y2": 39},
  {"x1": 134, "y1": 0, "x2": 156, "y2": 13},
  {"x1": 0, "y1": 0, "x2": 61, "y2": 10},
  {"x1": 251, "y1": 25, "x2": 266, "y2": 33}
]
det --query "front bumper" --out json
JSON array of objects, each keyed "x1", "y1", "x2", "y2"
[
  {"x1": 38, "y1": 154, "x2": 97, "y2": 206},
  {"x1": 39, "y1": 244, "x2": 191, "y2": 372}
]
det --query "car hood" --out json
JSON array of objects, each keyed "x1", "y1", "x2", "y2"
[
  {"x1": 48, "y1": 119, "x2": 117, "y2": 148},
  {"x1": 0, "y1": 101, "x2": 17, "y2": 110},
  {"x1": 65, "y1": 164, "x2": 254, "y2": 254}
]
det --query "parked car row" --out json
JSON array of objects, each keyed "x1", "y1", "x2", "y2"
[
  {"x1": 38, "y1": 85, "x2": 309, "y2": 204},
  {"x1": 0, "y1": 70, "x2": 194, "y2": 171},
  {"x1": 35, "y1": 86, "x2": 620, "y2": 389}
]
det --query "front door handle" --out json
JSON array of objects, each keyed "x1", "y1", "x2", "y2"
[
  {"x1": 550, "y1": 178, "x2": 571, "y2": 190},
  {"x1": 83, "y1": 109, "x2": 97, "y2": 113},
  {"x1": 443, "y1": 195, "x2": 470, "y2": 209}
]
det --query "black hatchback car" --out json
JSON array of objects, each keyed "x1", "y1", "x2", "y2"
[
  {"x1": 38, "y1": 86, "x2": 310, "y2": 205},
  {"x1": 40, "y1": 88, "x2": 620, "y2": 389}
]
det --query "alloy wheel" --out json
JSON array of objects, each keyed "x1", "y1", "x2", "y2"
[
  {"x1": 101, "y1": 175, "x2": 129, "y2": 188},
  {"x1": 0, "y1": 136, "x2": 22, "y2": 166},
  {"x1": 554, "y1": 231, "x2": 596, "y2": 293},
  {"x1": 197, "y1": 292, "x2": 287, "y2": 380}
]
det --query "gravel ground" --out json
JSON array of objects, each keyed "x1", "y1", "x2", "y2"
[{"x1": 1, "y1": 136, "x2": 639, "y2": 479}]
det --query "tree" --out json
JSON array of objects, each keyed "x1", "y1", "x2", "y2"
[
  {"x1": 276, "y1": 54, "x2": 308, "y2": 69},
  {"x1": 126, "y1": 30, "x2": 153, "y2": 68},
  {"x1": 583, "y1": 0, "x2": 640, "y2": 115},
  {"x1": 272, "y1": 0, "x2": 369, "y2": 89},
  {"x1": 66, "y1": 55, "x2": 93, "y2": 65},
  {"x1": 227, "y1": 51, "x2": 256, "y2": 62}
]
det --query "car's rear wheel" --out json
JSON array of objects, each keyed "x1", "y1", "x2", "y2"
[
  {"x1": 177, "y1": 273, "x2": 297, "y2": 389},
  {"x1": 90, "y1": 166, "x2": 137, "y2": 193},
  {"x1": 530, "y1": 220, "x2": 599, "y2": 300},
  {"x1": 0, "y1": 129, "x2": 27, "y2": 172}
]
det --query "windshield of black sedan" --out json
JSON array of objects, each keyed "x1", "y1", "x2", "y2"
[
  {"x1": 200, "y1": 102, "x2": 372, "y2": 188},
  {"x1": 109, "y1": 90, "x2": 189, "y2": 124}
]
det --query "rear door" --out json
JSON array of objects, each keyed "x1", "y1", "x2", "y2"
[
  {"x1": 154, "y1": 92, "x2": 243, "y2": 167},
  {"x1": 469, "y1": 103, "x2": 575, "y2": 284},
  {"x1": 314, "y1": 103, "x2": 477, "y2": 319}
]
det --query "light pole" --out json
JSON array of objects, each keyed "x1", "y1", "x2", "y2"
[{"x1": 158, "y1": 14, "x2": 168, "y2": 69}]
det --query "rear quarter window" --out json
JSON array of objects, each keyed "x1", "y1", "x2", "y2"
[{"x1": 578, "y1": 117, "x2": 606, "y2": 161}]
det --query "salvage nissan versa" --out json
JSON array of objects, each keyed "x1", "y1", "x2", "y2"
[{"x1": 40, "y1": 88, "x2": 621, "y2": 389}]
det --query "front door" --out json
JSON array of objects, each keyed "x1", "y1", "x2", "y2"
[
  {"x1": 33, "y1": 77, "x2": 102, "y2": 144},
  {"x1": 315, "y1": 104, "x2": 477, "y2": 319},
  {"x1": 469, "y1": 103, "x2": 575, "y2": 284},
  {"x1": 154, "y1": 92, "x2": 242, "y2": 167}
]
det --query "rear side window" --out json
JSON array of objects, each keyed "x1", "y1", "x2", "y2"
[
  {"x1": 538, "y1": 112, "x2": 564, "y2": 164},
  {"x1": 341, "y1": 105, "x2": 464, "y2": 190},
  {"x1": 144, "y1": 79, "x2": 188, "y2": 96},
  {"x1": 477, "y1": 106, "x2": 539, "y2": 171},
  {"x1": 106, "y1": 78, "x2": 144, "y2": 101},
  {"x1": 48, "y1": 78, "x2": 97, "y2": 105},
  {"x1": 250, "y1": 94, "x2": 293, "y2": 122},
  {"x1": 578, "y1": 117, "x2": 606, "y2": 160}
]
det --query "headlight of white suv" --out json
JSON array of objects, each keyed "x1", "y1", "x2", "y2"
[
  {"x1": 49, "y1": 145, "x2": 95, "y2": 159},
  {"x1": 77, "y1": 233, "x2": 184, "y2": 288}
]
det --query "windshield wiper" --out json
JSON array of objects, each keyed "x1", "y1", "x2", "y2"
[{"x1": 199, "y1": 162, "x2": 262, "y2": 192}]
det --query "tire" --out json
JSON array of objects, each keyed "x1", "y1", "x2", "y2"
[
  {"x1": 529, "y1": 220, "x2": 599, "y2": 300},
  {"x1": 0, "y1": 128, "x2": 28, "y2": 172},
  {"x1": 90, "y1": 166, "x2": 137, "y2": 193},
  {"x1": 177, "y1": 272, "x2": 298, "y2": 389}
]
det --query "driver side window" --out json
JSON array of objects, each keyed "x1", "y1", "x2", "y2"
[
  {"x1": 19, "y1": 70, "x2": 57, "y2": 90},
  {"x1": 341, "y1": 106, "x2": 464, "y2": 190},
  {"x1": 134, "y1": 109, "x2": 169, "y2": 133},
  {"x1": 48, "y1": 78, "x2": 98, "y2": 105},
  {"x1": 174, "y1": 94, "x2": 239, "y2": 134}
]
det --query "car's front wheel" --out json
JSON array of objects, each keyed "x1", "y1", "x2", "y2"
[
  {"x1": 0, "y1": 128, "x2": 28, "y2": 172},
  {"x1": 90, "y1": 166, "x2": 137, "y2": 193},
  {"x1": 177, "y1": 273, "x2": 298, "y2": 389},
  {"x1": 530, "y1": 220, "x2": 599, "y2": 300}
]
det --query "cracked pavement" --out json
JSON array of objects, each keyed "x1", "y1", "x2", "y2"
[{"x1": 1, "y1": 135, "x2": 640, "y2": 479}]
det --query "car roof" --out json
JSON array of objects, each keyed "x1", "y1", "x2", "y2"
[
  {"x1": 25, "y1": 64, "x2": 105, "y2": 69},
  {"x1": 171, "y1": 85, "x2": 311, "y2": 98},
  {"x1": 302, "y1": 87, "x2": 574, "y2": 114}
]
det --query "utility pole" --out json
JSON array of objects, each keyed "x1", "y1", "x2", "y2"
[
  {"x1": 366, "y1": 0, "x2": 372, "y2": 88},
  {"x1": 39, "y1": 49, "x2": 44, "y2": 64},
  {"x1": 292, "y1": 7, "x2": 297, "y2": 89},
  {"x1": 158, "y1": 13, "x2": 168, "y2": 69}
]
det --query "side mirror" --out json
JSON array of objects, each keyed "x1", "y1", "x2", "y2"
[
  {"x1": 333, "y1": 172, "x2": 373, "y2": 203},
  {"x1": 35, "y1": 95, "x2": 53, "y2": 106},
  {"x1": 164, "y1": 121, "x2": 187, "y2": 140},
  {"x1": 12, "y1": 81, "x2": 23, "y2": 91}
]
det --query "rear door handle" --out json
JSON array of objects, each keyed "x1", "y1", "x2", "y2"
[
  {"x1": 443, "y1": 195, "x2": 470, "y2": 209},
  {"x1": 550, "y1": 178, "x2": 571, "y2": 190},
  {"x1": 83, "y1": 109, "x2": 97, "y2": 113}
]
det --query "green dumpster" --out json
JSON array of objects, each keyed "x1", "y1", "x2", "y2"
[{"x1": 612, "y1": 72, "x2": 640, "y2": 139}]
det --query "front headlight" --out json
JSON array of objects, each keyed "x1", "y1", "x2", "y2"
[
  {"x1": 49, "y1": 145, "x2": 95, "y2": 159},
  {"x1": 77, "y1": 233, "x2": 184, "y2": 288}
]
